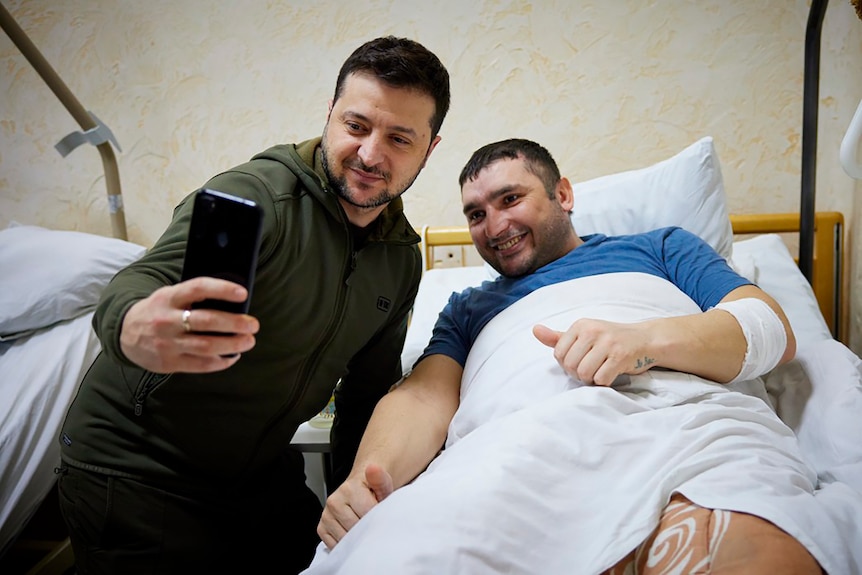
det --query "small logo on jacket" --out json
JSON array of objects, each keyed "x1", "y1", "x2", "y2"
[
  {"x1": 62, "y1": 433, "x2": 72, "y2": 446},
  {"x1": 376, "y1": 296, "x2": 391, "y2": 312}
]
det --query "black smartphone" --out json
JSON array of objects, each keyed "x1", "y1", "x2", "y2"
[{"x1": 180, "y1": 188, "x2": 264, "y2": 316}]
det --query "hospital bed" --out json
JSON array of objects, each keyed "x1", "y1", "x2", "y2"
[
  {"x1": 1, "y1": 137, "x2": 858, "y2": 574},
  {"x1": 304, "y1": 137, "x2": 862, "y2": 574},
  {"x1": 0, "y1": 224, "x2": 146, "y2": 571}
]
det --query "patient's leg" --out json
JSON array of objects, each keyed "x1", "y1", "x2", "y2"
[
  {"x1": 709, "y1": 507, "x2": 823, "y2": 575},
  {"x1": 605, "y1": 493, "x2": 822, "y2": 575}
]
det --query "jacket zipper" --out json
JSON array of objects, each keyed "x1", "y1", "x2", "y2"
[
  {"x1": 288, "y1": 241, "x2": 354, "y2": 409},
  {"x1": 134, "y1": 372, "x2": 171, "y2": 415},
  {"x1": 284, "y1": 196, "x2": 357, "y2": 413},
  {"x1": 238, "y1": 223, "x2": 355, "y2": 473}
]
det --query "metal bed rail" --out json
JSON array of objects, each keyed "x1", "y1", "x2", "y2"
[{"x1": 0, "y1": 3, "x2": 127, "y2": 240}]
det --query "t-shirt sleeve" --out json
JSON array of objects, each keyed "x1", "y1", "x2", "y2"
[
  {"x1": 415, "y1": 293, "x2": 472, "y2": 368},
  {"x1": 659, "y1": 227, "x2": 752, "y2": 310}
]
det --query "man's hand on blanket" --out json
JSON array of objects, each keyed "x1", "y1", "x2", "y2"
[
  {"x1": 318, "y1": 463, "x2": 394, "y2": 549},
  {"x1": 120, "y1": 277, "x2": 259, "y2": 374},
  {"x1": 533, "y1": 320, "x2": 655, "y2": 387}
]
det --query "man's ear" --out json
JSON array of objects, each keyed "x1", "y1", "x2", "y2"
[
  {"x1": 326, "y1": 99, "x2": 334, "y2": 120},
  {"x1": 419, "y1": 135, "x2": 442, "y2": 170},
  {"x1": 557, "y1": 177, "x2": 574, "y2": 212}
]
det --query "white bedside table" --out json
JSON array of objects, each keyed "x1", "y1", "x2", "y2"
[
  {"x1": 291, "y1": 420, "x2": 332, "y2": 452},
  {"x1": 291, "y1": 421, "x2": 332, "y2": 504}
]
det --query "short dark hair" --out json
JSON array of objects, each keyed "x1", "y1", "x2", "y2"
[
  {"x1": 458, "y1": 138, "x2": 561, "y2": 197},
  {"x1": 333, "y1": 36, "x2": 451, "y2": 140}
]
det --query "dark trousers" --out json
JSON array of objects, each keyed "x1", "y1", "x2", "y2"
[{"x1": 57, "y1": 455, "x2": 322, "y2": 575}]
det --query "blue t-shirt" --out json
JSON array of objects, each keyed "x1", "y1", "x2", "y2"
[{"x1": 420, "y1": 227, "x2": 751, "y2": 367}]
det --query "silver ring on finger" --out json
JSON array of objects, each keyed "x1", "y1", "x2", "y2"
[{"x1": 181, "y1": 309, "x2": 192, "y2": 333}]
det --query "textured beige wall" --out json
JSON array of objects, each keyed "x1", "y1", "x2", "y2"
[{"x1": 1, "y1": 0, "x2": 861, "y2": 353}]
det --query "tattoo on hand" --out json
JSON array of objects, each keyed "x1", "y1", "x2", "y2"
[{"x1": 634, "y1": 356, "x2": 655, "y2": 369}]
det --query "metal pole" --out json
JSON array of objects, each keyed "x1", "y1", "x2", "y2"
[
  {"x1": 799, "y1": 0, "x2": 829, "y2": 282},
  {"x1": 0, "y1": 2, "x2": 127, "y2": 240}
]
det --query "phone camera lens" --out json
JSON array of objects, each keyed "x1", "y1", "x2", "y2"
[{"x1": 217, "y1": 231, "x2": 229, "y2": 248}]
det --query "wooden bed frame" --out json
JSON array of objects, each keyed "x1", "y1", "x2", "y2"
[{"x1": 422, "y1": 212, "x2": 846, "y2": 344}]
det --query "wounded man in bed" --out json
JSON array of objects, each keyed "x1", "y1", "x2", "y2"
[{"x1": 304, "y1": 138, "x2": 854, "y2": 574}]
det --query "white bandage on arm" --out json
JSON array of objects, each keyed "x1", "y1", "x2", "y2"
[{"x1": 713, "y1": 297, "x2": 787, "y2": 383}]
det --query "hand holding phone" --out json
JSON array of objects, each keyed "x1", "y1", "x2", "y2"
[{"x1": 181, "y1": 188, "x2": 264, "y2": 318}]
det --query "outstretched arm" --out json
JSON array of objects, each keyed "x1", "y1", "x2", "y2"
[
  {"x1": 534, "y1": 285, "x2": 795, "y2": 386},
  {"x1": 317, "y1": 354, "x2": 462, "y2": 549}
]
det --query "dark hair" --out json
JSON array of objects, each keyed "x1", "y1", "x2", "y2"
[
  {"x1": 333, "y1": 36, "x2": 451, "y2": 140},
  {"x1": 458, "y1": 138, "x2": 561, "y2": 197}
]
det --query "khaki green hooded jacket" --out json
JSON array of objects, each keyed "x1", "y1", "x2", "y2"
[{"x1": 60, "y1": 138, "x2": 422, "y2": 491}]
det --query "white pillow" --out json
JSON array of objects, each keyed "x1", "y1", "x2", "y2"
[
  {"x1": 0, "y1": 224, "x2": 146, "y2": 339},
  {"x1": 571, "y1": 136, "x2": 734, "y2": 259}
]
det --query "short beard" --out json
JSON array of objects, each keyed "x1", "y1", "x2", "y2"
[
  {"x1": 321, "y1": 137, "x2": 405, "y2": 209},
  {"x1": 492, "y1": 207, "x2": 575, "y2": 278}
]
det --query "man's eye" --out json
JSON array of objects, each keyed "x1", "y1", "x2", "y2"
[
  {"x1": 346, "y1": 122, "x2": 364, "y2": 132},
  {"x1": 504, "y1": 195, "x2": 518, "y2": 204},
  {"x1": 468, "y1": 212, "x2": 484, "y2": 222}
]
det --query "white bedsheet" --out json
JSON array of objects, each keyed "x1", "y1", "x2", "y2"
[
  {"x1": 0, "y1": 312, "x2": 101, "y2": 555},
  {"x1": 305, "y1": 273, "x2": 862, "y2": 574}
]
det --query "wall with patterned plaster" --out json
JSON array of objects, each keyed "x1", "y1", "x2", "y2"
[{"x1": 1, "y1": 0, "x2": 860, "y2": 353}]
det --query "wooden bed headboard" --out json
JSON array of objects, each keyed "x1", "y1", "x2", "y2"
[{"x1": 421, "y1": 211, "x2": 846, "y2": 343}]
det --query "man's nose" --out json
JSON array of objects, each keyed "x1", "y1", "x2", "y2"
[
  {"x1": 485, "y1": 209, "x2": 509, "y2": 240},
  {"x1": 357, "y1": 134, "x2": 384, "y2": 167}
]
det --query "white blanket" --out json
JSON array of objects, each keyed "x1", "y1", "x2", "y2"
[{"x1": 305, "y1": 273, "x2": 862, "y2": 574}]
